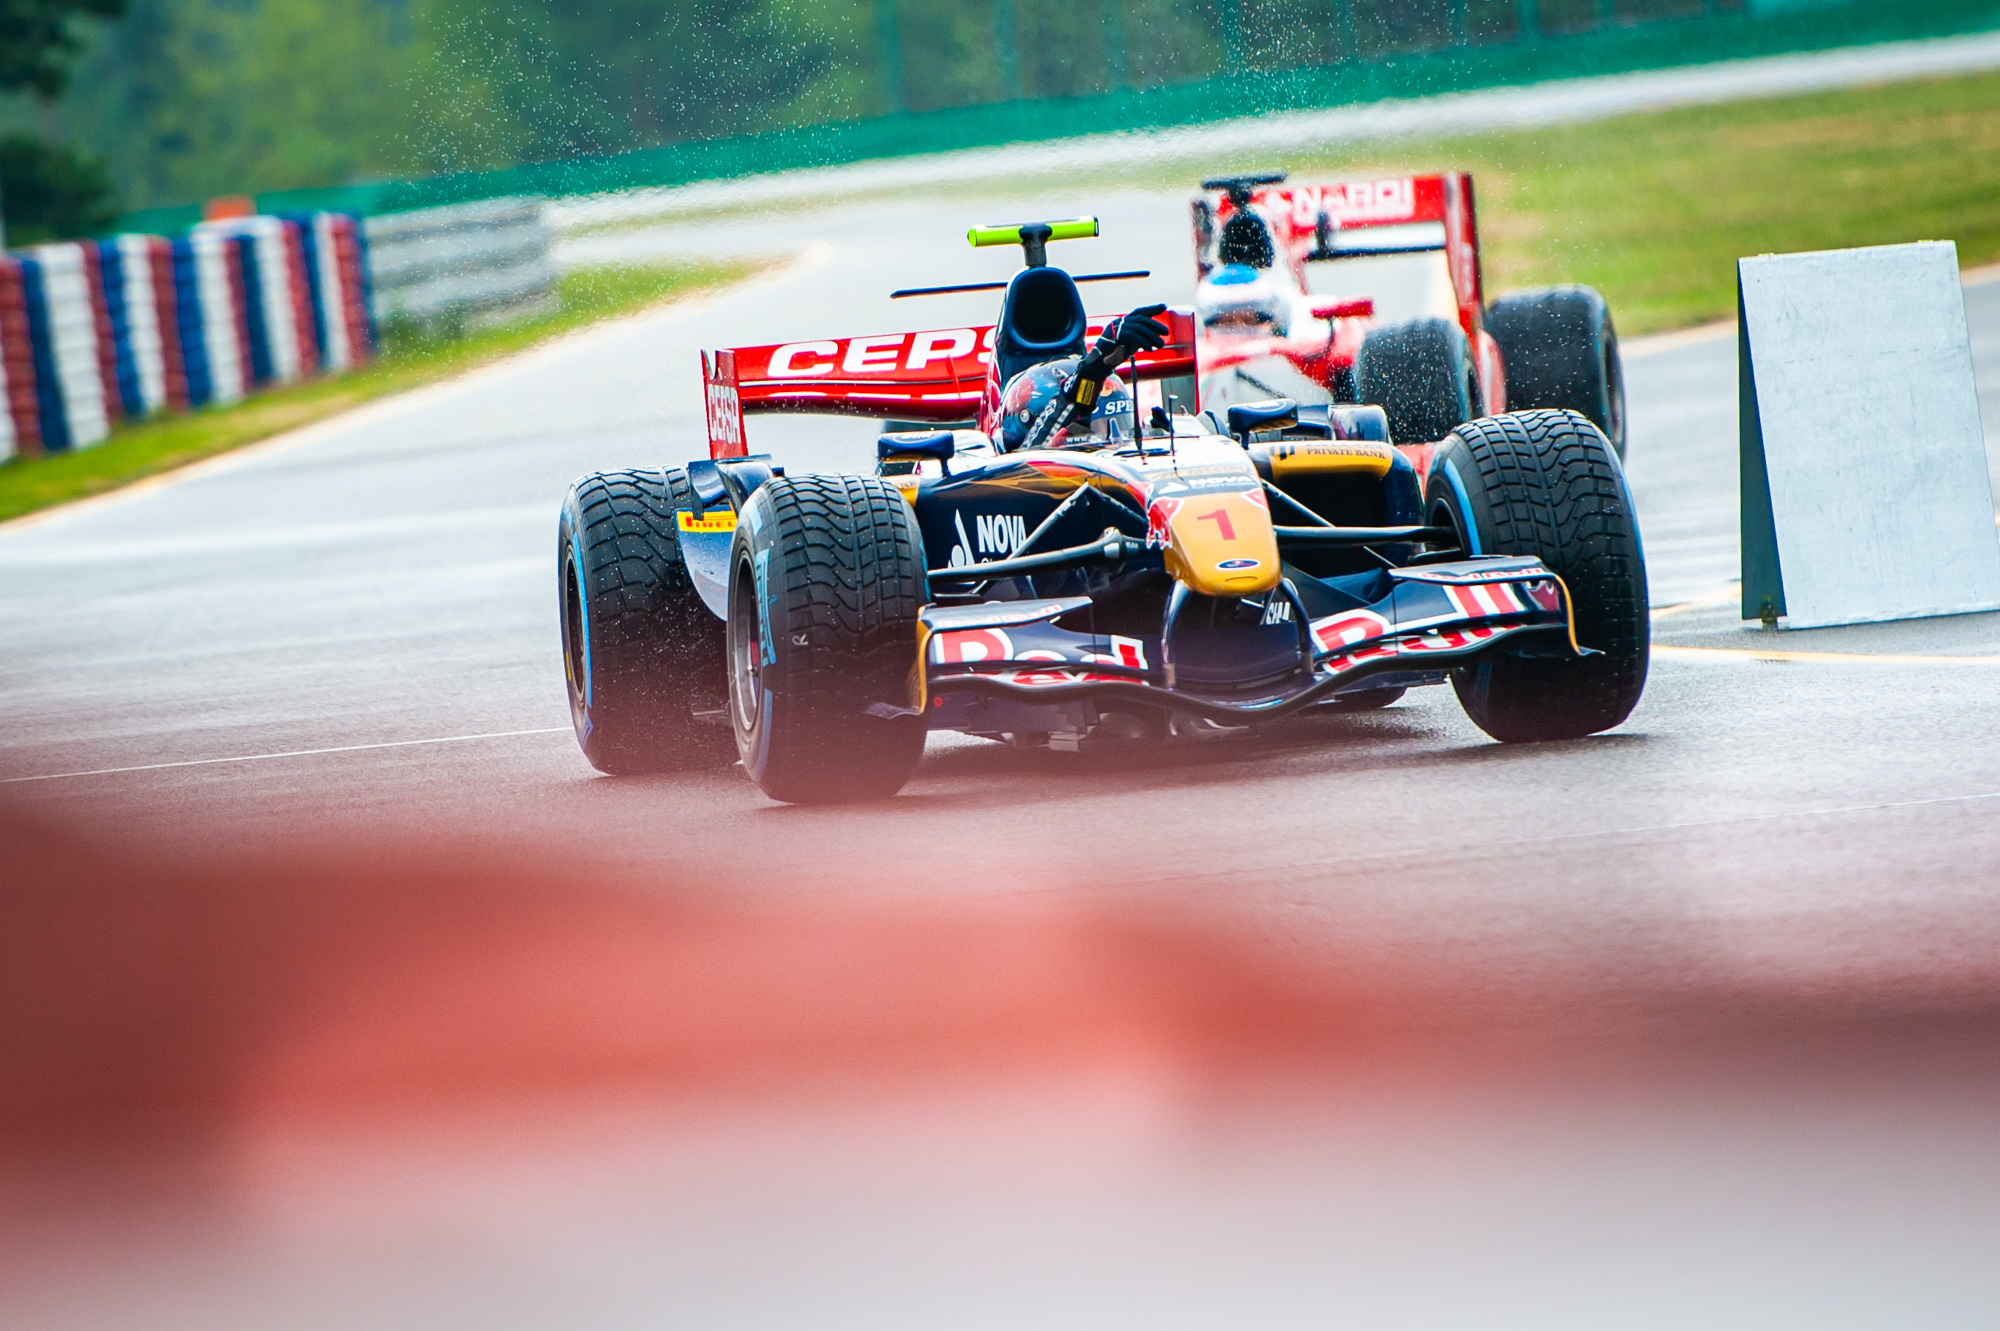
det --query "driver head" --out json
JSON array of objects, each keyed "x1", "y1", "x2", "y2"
[
  {"x1": 997, "y1": 358, "x2": 1132, "y2": 451},
  {"x1": 1197, "y1": 264, "x2": 1291, "y2": 337}
]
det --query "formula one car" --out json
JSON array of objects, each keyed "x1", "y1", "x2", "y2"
[
  {"x1": 558, "y1": 217, "x2": 1649, "y2": 803},
  {"x1": 1193, "y1": 171, "x2": 1628, "y2": 457}
]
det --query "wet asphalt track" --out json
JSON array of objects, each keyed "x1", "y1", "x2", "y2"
[
  {"x1": 6, "y1": 189, "x2": 2000, "y2": 1328},
  {"x1": 7, "y1": 189, "x2": 2000, "y2": 936}
]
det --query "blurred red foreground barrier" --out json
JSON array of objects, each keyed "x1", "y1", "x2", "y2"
[
  {"x1": 0, "y1": 804, "x2": 1408, "y2": 1146},
  {"x1": 10, "y1": 798, "x2": 2000, "y2": 1151}
]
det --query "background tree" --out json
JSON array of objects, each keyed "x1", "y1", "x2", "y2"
[
  {"x1": 0, "y1": 0, "x2": 125, "y2": 95},
  {"x1": 0, "y1": 130, "x2": 113, "y2": 241},
  {"x1": 0, "y1": 0, "x2": 126, "y2": 241},
  {"x1": 53, "y1": 0, "x2": 408, "y2": 210}
]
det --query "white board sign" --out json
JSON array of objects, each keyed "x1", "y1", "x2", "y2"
[{"x1": 1739, "y1": 241, "x2": 2000, "y2": 628}]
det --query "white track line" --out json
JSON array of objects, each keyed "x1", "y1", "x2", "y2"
[{"x1": 3, "y1": 727, "x2": 570, "y2": 784}]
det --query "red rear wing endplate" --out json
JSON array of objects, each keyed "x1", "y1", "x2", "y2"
[
  {"x1": 1213, "y1": 172, "x2": 1485, "y2": 344},
  {"x1": 704, "y1": 307, "x2": 1196, "y2": 458}
]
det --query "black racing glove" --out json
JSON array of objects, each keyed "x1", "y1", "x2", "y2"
[
  {"x1": 1021, "y1": 306, "x2": 1172, "y2": 451},
  {"x1": 1069, "y1": 304, "x2": 1170, "y2": 422},
  {"x1": 1081, "y1": 304, "x2": 1170, "y2": 377}
]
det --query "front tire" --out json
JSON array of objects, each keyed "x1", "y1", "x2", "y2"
[
  {"x1": 558, "y1": 468, "x2": 730, "y2": 775},
  {"x1": 1354, "y1": 316, "x2": 1479, "y2": 444},
  {"x1": 1425, "y1": 410, "x2": 1648, "y2": 743},
  {"x1": 727, "y1": 474, "x2": 928, "y2": 804},
  {"x1": 1485, "y1": 286, "x2": 1627, "y2": 458}
]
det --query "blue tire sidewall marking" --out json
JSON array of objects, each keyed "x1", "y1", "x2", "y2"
[
  {"x1": 753, "y1": 546, "x2": 776, "y2": 668},
  {"x1": 1440, "y1": 456, "x2": 1482, "y2": 556},
  {"x1": 750, "y1": 685, "x2": 776, "y2": 780},
  {"x1": 569, "y1": 531, "x2": 594, "y2": 729}
]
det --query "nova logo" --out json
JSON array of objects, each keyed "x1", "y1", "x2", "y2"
[
  {"x1": 946, "y1": 510, "x2": 1028, "y2": 567},
  {"x1": 976, "y1": 513, "x2": 1027, "y2": 555}
]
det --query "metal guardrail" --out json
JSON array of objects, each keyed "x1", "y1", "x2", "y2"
[{"x1": 363, "y1": 198, "x2": 554, "y2": 331}]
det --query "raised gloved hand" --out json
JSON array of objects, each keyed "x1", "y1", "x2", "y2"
[
  {"x1": 1020, "y1": 306, "x2": 1172, "y2": 452},
  {"x1": 1069, "y1": 305, "x2": 1170, "y2": 424},
  {"x1": 1084, "y1": 304, "x2": 1170, "y2": 373}
]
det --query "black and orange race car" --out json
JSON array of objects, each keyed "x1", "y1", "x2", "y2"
[{"x1": 557, "y1": 217, "x2": 1649, "y2": 803}]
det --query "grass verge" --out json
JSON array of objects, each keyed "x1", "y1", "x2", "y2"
[
  {"x1": 1285, "y1": 68, "x2": 2000, "y2": 334},
  {"x1": 11, "y1": 66, "x2": 1993, "y2": 525},
  {"x1": 682, "y1": 66, "x2": 2000, "y2": 337},
  {"x1": 0, "y1": 258, "x2": 762, "y2": 524}
]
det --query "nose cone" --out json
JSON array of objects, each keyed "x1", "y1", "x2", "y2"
[{"x1": 1152, "y1": 486, "x2": 1281, "y2": 597}]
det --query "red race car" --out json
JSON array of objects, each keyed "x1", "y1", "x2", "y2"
[{"x1": 1192, "y1": 171, "x2": 1628, "y2": 458}]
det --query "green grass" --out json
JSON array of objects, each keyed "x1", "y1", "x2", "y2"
[
  {"x1": 0, "y1": 258, "x2": 761, "y2": 524},
  {"x1": 592, "y1": 69, "x2": 2000, "y2": 338},
  {"x1": 1287, "y1": 69, "x2": 2000, "y2": 335},
  {"x1": 12, "y1": 68, "x2": 2000, "y2": 522},
  {"x1": 894, "y1": 67, "x2": 2000, "y2": 337}
]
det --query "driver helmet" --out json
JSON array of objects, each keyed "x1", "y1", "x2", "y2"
[
  {"x1": 1197, "y1": 263, "x2": 1290, "y2": 336},
  {"x1": 997, "y1": 358, "x2": 1132, "y2": 451}
]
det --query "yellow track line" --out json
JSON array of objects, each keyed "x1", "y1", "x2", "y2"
[
  {"x1": 1650, "y1": 586, "x2": 2000, "y2": 663},
  {"x1": 1649, "y1": 588, "x2": 1739, "y2": 620}
]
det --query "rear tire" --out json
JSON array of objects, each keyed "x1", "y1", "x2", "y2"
[
  {"x1": 1485, "y1": 286, "x2": 1627, "y2": 458},
  {"x1": 559, "y1": 468, "x2": 731, "y2": 775},
  {"x1": 727, "y1": 474, "x2": 928, "y2": 803},
  {"x1": 1354, "y1": 316, "x2": 1479, "y2": 444},
  {"x1": 1425, "y1": 410, "x2": 1648, "y2": 743}
]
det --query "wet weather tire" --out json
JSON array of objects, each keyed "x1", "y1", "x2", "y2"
[
  {"x1": 558, "y1": 467, "x2": 730, "y2": 775},
  {"x1": 1486, "y1": 286, "x2": 1627, "y2": 458},
  {"x1": 1354, "y1": 316, "x2": 1479, "y2": 444},
  {"x1": 727, "y1": 474, "x2": 928, "y2": 804},
  {"x1": 1426, "y1": 410, "x2": 1648, "y2": 743}
]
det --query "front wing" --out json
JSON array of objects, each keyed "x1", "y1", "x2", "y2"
[{"x1": 917, "y1": 557, "x2": 1579, "y2": 724}]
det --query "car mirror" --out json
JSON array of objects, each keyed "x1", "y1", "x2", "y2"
[
  {"x1": 1226, "y1": 398, "x2": 1299, "y2": 441},
  {"x1": 878, "y1": 431, "x2": 956, "y2": 462}
]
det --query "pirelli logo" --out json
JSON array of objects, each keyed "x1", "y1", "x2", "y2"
[{"x1": 677, "y1": 510, "x2": 738, "y2": 534}]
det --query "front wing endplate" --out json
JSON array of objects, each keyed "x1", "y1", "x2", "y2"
[{"x1": 920, "y1": 557, "x2": 1580, "y2": 722}]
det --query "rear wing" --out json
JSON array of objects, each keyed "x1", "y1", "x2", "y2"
[
  {"x1": 1197, "y1": 172, "x2": 1484, "y2": 343},
  {"x1": 704, "y1": 307, "x2": 1197, "y2": 459}
]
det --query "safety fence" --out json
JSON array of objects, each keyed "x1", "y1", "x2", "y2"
[
  {"x1": 116, "y1": 0, "x2": 2000, "y2": 234},
  {"x1": 0, "y1": 213, "x2": 372, "y2": 460}
]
